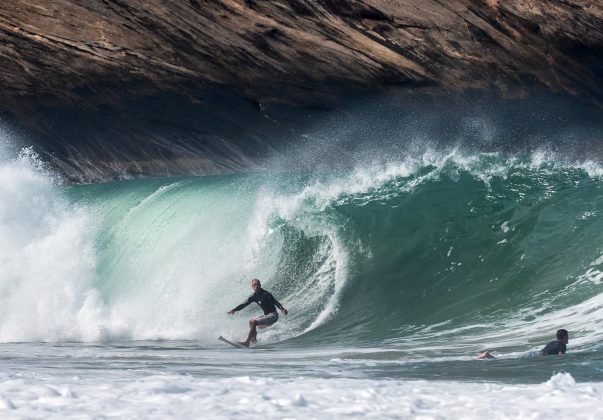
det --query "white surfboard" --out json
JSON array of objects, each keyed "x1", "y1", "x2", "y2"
[{"x1": 218, "y1": 336, "x2": 247, "y2": 348}]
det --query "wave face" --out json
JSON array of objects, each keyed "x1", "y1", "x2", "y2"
[{"x1": 1, "y1": 147, "x2": 603, "y2": 354}]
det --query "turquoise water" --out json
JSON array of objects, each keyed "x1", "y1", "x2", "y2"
[
  {"x1": 1, "y1": 146, "x2": 603, "y2": 404},
  {"x1": 2, "y1": 146, "x2": 603, "y2": 416},
  {"x1": 59, "y1": 151, "x2": 603, "y2": 377}
]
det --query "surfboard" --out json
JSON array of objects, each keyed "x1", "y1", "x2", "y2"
[{"x1": 218, "y1": 336, "x2": 247, "y2": 348}]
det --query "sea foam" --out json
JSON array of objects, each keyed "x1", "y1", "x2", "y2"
[
  {"x1": 0, "y1": 149, "x2": 104, "y2": 342},
  {"x1": 0, "y1": 372, "x2": 600, "y2": 419}
]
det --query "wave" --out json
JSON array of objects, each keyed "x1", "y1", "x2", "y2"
[{"x1": 1, "y1": 146, "x2": 603, "y2": 353}]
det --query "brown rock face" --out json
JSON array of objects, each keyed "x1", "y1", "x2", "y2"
[
  {"x1": 1, "y1": 0, "x2": 602, "y2": 109},
  {"x1": 0, "y1": 1, "x2": 602, "y2": 182}
]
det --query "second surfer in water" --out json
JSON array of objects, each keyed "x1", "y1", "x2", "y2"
[
  {"x1": 477, "y1": 329, "x2": 569, "y2": 359},
  {"x1": 227, "y1": 278, "x2": 288, "y2": 347}
]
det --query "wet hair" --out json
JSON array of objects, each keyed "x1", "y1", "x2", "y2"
[
  {"x1": 251, "y1": 278, "x2": 261, "y2": 286},
  {"x1": 556, "y1": 329, "x2": 568, "y2": 340}
]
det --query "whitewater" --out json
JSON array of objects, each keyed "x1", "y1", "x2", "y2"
[{"x1": 2, "y1": 129, "x2": 603, "y2": 417}]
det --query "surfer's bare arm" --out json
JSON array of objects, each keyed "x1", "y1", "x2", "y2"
[{"x1": 476, "y1": 351, "x2": 495, "y2": 359}]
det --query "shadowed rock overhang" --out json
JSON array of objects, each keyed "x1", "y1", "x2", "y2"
[{"x1": 1, "y1": 0, "x2": 602, "y2": 110}]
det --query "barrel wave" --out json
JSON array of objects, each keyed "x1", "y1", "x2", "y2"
[{"x1": 2, "y1": 148, "x2": 603, "y2": 356}]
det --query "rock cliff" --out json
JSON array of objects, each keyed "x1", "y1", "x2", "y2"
[
  {"x1": 1, "y1": 0, "x2": 602, "y2": 181},
  {"x1": 2, "y1": 0, "x2": 602, "y2": 108}
]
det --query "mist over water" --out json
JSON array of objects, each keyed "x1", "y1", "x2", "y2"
[{"x1": 264, "y1": 93, "x2": 603, "y2": 176}]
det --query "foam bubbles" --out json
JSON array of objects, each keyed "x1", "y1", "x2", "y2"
[
  {"x1": 546, "y1": 372, "x2": 576, "y2": 389},
  {"x1": 0, "y1": 149, "x2": 104, "y2": 342},
  {"x1": 0, "y1": 371, "x2": 600, "y2": 418}
]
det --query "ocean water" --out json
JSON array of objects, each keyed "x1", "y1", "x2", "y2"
[{"x1": 1, "y1": 142, "x2": 603, "y2": 417}]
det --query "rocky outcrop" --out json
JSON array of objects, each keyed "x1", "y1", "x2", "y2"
[
  {"x1": 1, "y1": 0, "x2": 602, "y2": 109},
  {"x1": 0, "y1": 1, "x2": 602, "y2": 181}
]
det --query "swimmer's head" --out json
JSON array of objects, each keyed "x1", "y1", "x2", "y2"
[{"x1": 557, "y1": 329, "x2": 569, "y2": 343}]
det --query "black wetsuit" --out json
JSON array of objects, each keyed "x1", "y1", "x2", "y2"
[
  {"x1": 540, "y1": 340, "x2": 566, "y2": 355},
  {"x1": 233, "y1": 289, "x2": 284, "y2": 315}
]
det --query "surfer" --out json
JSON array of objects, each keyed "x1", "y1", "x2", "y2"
[
  {"x1": 477, "y1": 329, "x2": 569, "y2": 359},
  {"x1": 539, "y1": 328, "x2": 569, "y2": 355},
  {"x1": 227, "y1": 278, "x2": 288, "y2": 347}
]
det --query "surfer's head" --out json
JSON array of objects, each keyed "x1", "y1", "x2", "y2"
[
  {"x1": 557, "y1": 329, "x2": 569, "y2": 343},
  {"x1": 251, "y1": 278, "x2": 261, "y2": 291}
]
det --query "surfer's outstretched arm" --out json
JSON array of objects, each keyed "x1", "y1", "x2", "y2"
[
  {"x1": 227, "y1": 295, "x2": 254, "y2": 315},
  {"x1": 272, "y1": 295, "x2": 288, "y2": 315}
]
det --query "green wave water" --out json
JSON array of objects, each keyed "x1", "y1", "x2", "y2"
[
  {"x1": 60, "y1": 151, "x2": 603, "y2": 354},
  {"x1": 2, "y1": 147, "x2": 603, "y2": 360}
]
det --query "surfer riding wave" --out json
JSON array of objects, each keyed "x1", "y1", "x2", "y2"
[{"x1": 227, "y1": 278, "x2": 288, "y2": 347}]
